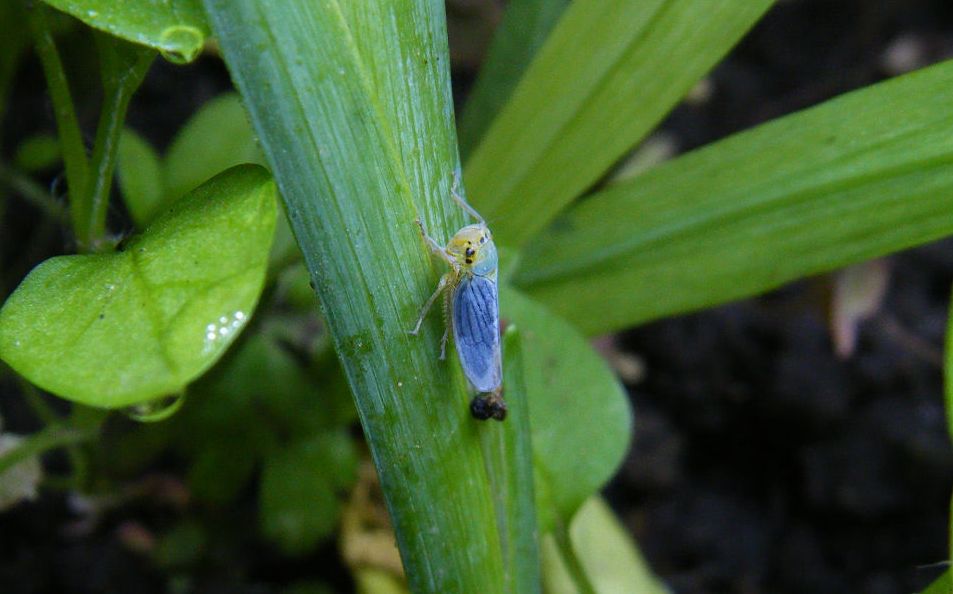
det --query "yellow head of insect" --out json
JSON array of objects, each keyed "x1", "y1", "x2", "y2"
[{"x1": 447, "y1": 223, "x2": 497, "y2": 277}]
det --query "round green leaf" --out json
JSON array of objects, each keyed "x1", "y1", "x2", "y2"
[{"x1": 0, "y1": 165, "x2": 277, "y2": 408}]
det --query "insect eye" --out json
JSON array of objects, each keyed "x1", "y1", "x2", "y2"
[{"x1": 465, "y1": 247, "x2": 475, "y2": 257}]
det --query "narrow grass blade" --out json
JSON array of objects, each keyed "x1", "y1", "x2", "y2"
[
  {"x1": 457, "y1": 0, "x2": 568, "y2": 157},
  {"x1": 947, "y1": 286, "x2": 953, "y2": 443},
  {"x1": 478, "y1": 326, "x2": 541, "y2": 594},
  {"x1": 541, "y1": 497, "x2": 668, "y2": 594},
  {"x1": 465, "y1": 0, "x2": 773, "y2": 247},
  {"x1": 921, "y1": 571, "x2": 951, "y2": 594},
  {"x1": 517, "y1": 60, "x2": 953, "y2": 335},
  {"x1": 203, "y1": 2, "x2": 505, "y2": 591}
]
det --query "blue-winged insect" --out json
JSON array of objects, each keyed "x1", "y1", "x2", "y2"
[{"x1": 409, "y1": 176, "x2": 506, "y2": 421}]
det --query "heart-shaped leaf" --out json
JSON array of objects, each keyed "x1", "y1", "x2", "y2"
[{"x1": 0, "y1": 165, "x2": 277, "y2": 408}]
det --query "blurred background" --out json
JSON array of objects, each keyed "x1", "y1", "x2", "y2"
[{"x1": 2, "y1": 0, "x2": 953, "y2": 592}]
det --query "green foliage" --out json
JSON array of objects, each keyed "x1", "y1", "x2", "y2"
[
  {"x1": 0, "y1": 166, "x2": 277, "y2": 407},
  {"x1": 40, "y1": 0, "x2": 208, "y2": 63},
  {"x1": 516, "y1": 60, "x2": 953, "y2": 335},
  {"x1": 465, "y1": 0, "x2": 774, "y2": 246},
  {"x1": 117, "y1": 92, "x2": 262, "y2": 228},
  {"x1": 947, "y1": 292, "x2": 953, "y2": 442},
  {"x1": 456, "y1": 0, "x2": 568, "y2": 156},
  {"x1": 163, "y1": 93, "x2": 260, "y2": 201},
  {"x1": 260, "y1": 432, "x2": 358, "y2": 555},
  {"x1": 478, "y1": 327, "x2": 540, "y2": 592},
  {"x1": 540, "y1": 497, "x2": 667, "y2": 594},
  {"x1": 116, "y1": 128, "x2": 163, "y2": 226},
  {"x1": 4, "y1": 0, "x2": 953, "y2": 591},
  {"x1": 501, "y1": 287, "x2": 630, "y2": 531},
  {"x1": 13, "y1": 133, "x2": 61, "y2": 172},
  {"x1": 203, "y1": 2, "x2": 507, "y2": 591},
  {"x1": 921, "y1": 571, "x2": 951, "y2": 594}
]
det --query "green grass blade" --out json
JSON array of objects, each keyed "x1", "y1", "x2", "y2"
[
  {"x1": 921, "y1": 571, "x2": 951, "y2": 594},
  {"x1": 517, "y1": 60, "x2": 953, "y2": 336},
  {"x1": 203, "y1": 2, "x2": 505, "y2": 591},
  {"x1": 456, "y1": 0, "x2": 568, "y2": 157},
  {"x1": 947, "y1": 285, "x2": 953, "y2": 443},
  {"x1": 478, "y1": 326, "x2": 541, "y2": 594},
  {"x1": 464, "y1": 0, "x2": 773, "y2": 247}
]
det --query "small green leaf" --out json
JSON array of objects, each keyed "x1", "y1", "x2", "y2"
[
  {"x1": 259, "y1": 432, "x2": 358, "y2": 556},
  {"x1": 13, "y1": 133, "x2": 61, "y2": 172},
  {"x1": 465, "y1": 0, "x2": 773, "y2": 247},
  {"x1": 518, "y1": 60, "x2": 953, "y2": 336},
  {"x1": 501, "y1": 287, "x2": 631, "y2": 530},
  {"x1": 117, "y1": 128, "x2": 164, "y2": 227},
  {"x1": 40, "y1": 0, "x2": 208, "y2": 64},
  {"x1": 164, "y1": 92, "x2": 262, "y2": 202},
  {"x1": 540, "y1": 497, "x2": 667, "y2": 594},
  {"x1": 0, "y1": 165, "x2": 277, "y2": 408}
]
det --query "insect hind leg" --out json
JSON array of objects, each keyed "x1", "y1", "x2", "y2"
[{"x1": 409, "y1": 273, "x2": 450, "y2": 336}]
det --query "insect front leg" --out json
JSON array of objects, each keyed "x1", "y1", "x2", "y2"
[
  {"x1": 449, "y1": 170, "x2": 485, "y2": 224},
  {"x1": 408, "y1": 273, "x2": 450, "y2": 336},
  {"x1": 415, "y1": 218, "x2": 456, "y2": 267}
]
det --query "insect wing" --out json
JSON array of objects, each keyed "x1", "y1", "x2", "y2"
[{"x1": 452, "y1": 275, "x2": 502, "y2": 393}]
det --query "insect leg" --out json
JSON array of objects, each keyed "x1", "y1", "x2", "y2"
[
  {"x1": 449, "y1": 171, "x2": 485, "y2": 224},
  {"x1": 415, "y1": 218, "x2": 456, "y2": 267},
  {"x1": 408, "y1": 273, "x2": 450, "y2": 336}
]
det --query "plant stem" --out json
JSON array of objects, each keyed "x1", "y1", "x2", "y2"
[
  {"x1": 83, "y1": 38, "x2": 154, "y2": 251},
  {"x1": 554, "y1": 517, "x2": 598, "y2": 594},
  {"x1": 26, "y1": 1, "x2": 89, "y2": 236}
]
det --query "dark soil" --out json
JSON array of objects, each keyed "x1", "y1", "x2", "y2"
[{"x1": 605, "y1": 1, "x2": 953, "y2": 593}]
